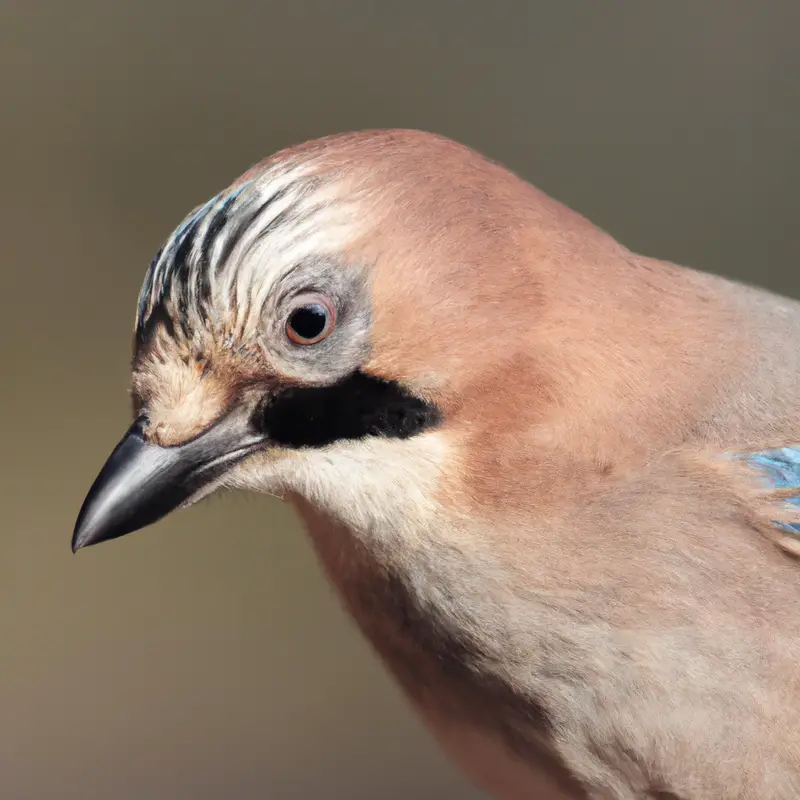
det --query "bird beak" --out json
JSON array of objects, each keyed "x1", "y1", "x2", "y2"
[{"x1": 72, "y1": 405, "x2": 265, "y2": 552}]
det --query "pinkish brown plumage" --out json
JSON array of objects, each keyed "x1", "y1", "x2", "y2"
[{"x1": 75, "y1": 130, "x2": 800, "y2": 799}]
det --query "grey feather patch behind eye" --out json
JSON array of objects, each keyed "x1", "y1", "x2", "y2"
[{"x1": 255, "y1": 257, "x2": 373, "y2": 384}]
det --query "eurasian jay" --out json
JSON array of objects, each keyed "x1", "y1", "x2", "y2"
[{"x1": 72, "y1": 130, "x2": 800, "y2": 799}]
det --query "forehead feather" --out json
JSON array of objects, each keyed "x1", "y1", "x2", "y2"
[
  {"x1": 135, "y1": 155, "x2": 362, "y2": 351},
  {"x1": 132, "y1": 129, "x2": 625, "y2": 399}
]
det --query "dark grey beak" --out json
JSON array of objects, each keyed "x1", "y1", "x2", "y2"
[{"x1": 72, "y1": 406, "x2": 265, "y2": 552}]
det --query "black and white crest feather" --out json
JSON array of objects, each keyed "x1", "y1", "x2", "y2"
[{"x1": 135, "y1": 159, "x2": 359, "y2": 347}]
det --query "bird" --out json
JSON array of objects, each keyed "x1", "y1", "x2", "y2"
[{"x1": 72, "y1": 129, "x2": 800, "y2": 799}]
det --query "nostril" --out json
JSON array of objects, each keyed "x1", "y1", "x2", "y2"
[{"x1": 144, "y1": 421, "x2": 172, "y2": 447}]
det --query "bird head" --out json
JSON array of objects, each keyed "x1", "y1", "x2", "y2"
[{"x1": 73, "y1": 129, "x2": 722, "y2": 553}]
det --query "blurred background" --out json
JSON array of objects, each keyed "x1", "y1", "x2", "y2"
[{"x1": 1, "y1": 1, "x2": 798, "y2": 797}]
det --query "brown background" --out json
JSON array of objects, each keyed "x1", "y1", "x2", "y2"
[{"x1": 1, "y1": 1, "x2": 798, "y2": 798}]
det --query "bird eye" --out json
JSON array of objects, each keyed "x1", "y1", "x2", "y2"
[{"x1": 286, "y1": 295, "x2": 336, "y2": 345}]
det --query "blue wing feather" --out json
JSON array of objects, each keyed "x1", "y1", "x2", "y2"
[{"x1": 739, "y1": 447, "x2": 800, "y2": 534}]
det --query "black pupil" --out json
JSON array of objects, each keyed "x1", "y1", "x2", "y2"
[{"x1": 289, "y1": 304, "x2": 328, "y2": 341}]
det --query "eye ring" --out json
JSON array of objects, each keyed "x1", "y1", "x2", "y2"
[{"x1": 285, "y1": 294, "x2": 336, "y2": 345}]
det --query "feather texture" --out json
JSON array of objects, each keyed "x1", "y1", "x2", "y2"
[{"x1": 740, "y1": 446, "x2": 800, "y2": 534}]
